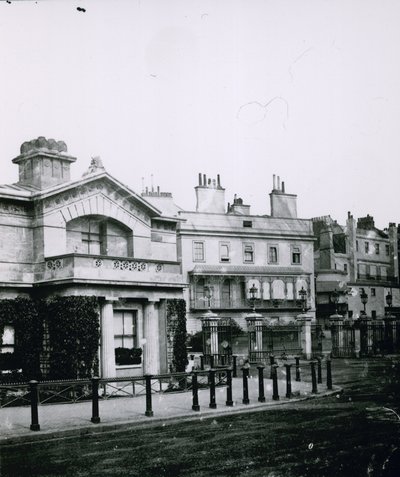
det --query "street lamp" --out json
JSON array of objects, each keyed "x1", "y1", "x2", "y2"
[
  {"x1": 249, "y1": 284, "x2": 258, "y2": 312},
  {"x1": 299, "y1": 287, "x2": 307, "y2": 313},
  {"x1": 360, "y1": 288, "x2": 368, "y2": 316},
  {"x1": 330, "y1": 289, "x2": 339, "y2": 315},
  {"x1": 386, "y1": 290, "x2": 393, "y2": 317},
  {"x1": 204, "y1": 286, "x2": 212, "y2": 310}
]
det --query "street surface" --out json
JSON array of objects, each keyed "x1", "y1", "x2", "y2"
[{"x1": 0, "y1": 358, "x2": 399, "y2": 477}]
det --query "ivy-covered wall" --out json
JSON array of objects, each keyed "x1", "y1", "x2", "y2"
[
  {"x1": 166, "y1": 299, "x2": 188, "y2": 372},
  {"x1": 0, "y1": 295, "x2": 100, "y2": 381}
]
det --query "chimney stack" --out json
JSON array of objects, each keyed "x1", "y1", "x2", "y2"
[{"x1": 195, "y1": 172, "x2": 225, "y2": 213}]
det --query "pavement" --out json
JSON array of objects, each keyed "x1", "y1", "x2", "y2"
[{"x1": 0, "y1": 374, "x2": 341, "y2": 446}]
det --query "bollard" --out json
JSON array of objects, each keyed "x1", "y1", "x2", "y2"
[
  {"x1": 145, "y1": 374, "x2": 154, "y2": 417},
  {"x1": 242, "y1": 367, "x2": 250, "y2": 404},
  {"x1": 317, "y1": 357, "x2": 322, "y2": 384},
  {"x1": 226, "y1": 368, "x2": 233, "y2": 406},
  {"x1": 192, "y1": 372, "x2": 200, "y2": 411},
  {"x1": 272, "y1": 364, "x2": 279, "y2": 401},
  {"x1": 257, "y1": 365, "x2": 266, "y2": 403},
  {"x1": 295, "y1": 356, "x2": 301, "y2": 382},
  {"x1": 284, "y1": 364, "x2": 292, "y2": 398},
  {"x1": 269, "y1": 355, "x2": 276, "y2": 379},
  {"x1": 200, "y1": 355, "x2": 204, "y2": 370},
  {"x1": 29, "y1": 380, "x2": 40, "y2": 431},
  {"x1": 91, "y1": 376, "x2": 100, "y2": 423},
  {"x1": 310, "y1": 361, "x2": 318, "y2": 394},
  {"x1": 232, "y1": 355, "x2": 237, "y2": 378},
  {"x1": 327, "y1": 357, "x2": 333, "y2": 390},
  {"x1": 209, "y1": 355, "x2": 215, "y2": 369},
  {"x1": 209, "y1": 369, "x2": 217, "y2": 409}
]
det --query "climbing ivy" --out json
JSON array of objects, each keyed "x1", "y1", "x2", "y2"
[
  {"x1": 45, "y1": 296, "x2": 100, "y2": 379},
  {"x1": 167, "y1": 299, "x2": 188, "y2": 372}
]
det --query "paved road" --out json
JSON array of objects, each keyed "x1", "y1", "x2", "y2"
[{"x1": 1, "y1": 358, "x2": 399, "y2": 477}]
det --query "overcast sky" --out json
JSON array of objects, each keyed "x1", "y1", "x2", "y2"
[{"x1": 0, "y1": 0, "x2": 399, "y2": 229}]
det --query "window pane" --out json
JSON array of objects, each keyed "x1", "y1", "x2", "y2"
[
  {"x1": 114, "y1": 313, "x2": 123, "y2": 335},
  {"x1": 114, "y1": 337, "x2": 123, "y2": 348},
  {"x1": 123, "y1": 313, "x2": 134, "y2": 334},
  {"x1": 2, "y1": 326, "x2": 15, "y2": 346}
]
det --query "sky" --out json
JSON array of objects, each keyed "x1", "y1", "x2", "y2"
[{"x1": 0, "y1": 0, "x2": 399, "y2": 229}]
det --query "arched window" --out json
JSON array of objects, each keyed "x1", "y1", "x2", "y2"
[{"x1": 66, "y1": 215, "x2": 132, "y2": 257}]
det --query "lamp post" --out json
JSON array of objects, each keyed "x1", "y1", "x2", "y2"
[
  {"x1": 204, "y1": 286, "x2": 212, "y2": 310},
  {"x1": 386, "y1": 290, "x2": 393, "y2": 318},
  {"x1": 245, "y1": 284, "x2": 263, "y2": 363},
  {"x1": 331, "y1": 289, "x2": 339, "y2": 315},
  {"x1": 299, "y1": 287, "x2": 307, "y2": 314},
  {"x1": 249, "y1": 284, "x2": 258, "y2": 312},
  {"x1": 360, "y1": 288, "x2": 368, "y2": 317}
]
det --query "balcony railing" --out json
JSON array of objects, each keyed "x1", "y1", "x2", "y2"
[
  {"x1": 357, "y1": 274, "x2": 397, "y2": 283},
  {"x1": 38, "y1": 254, "x2": 184, "y2": 286},
  {"x1": 190, "y1": 297, "x2": 303, "y2": 310}
]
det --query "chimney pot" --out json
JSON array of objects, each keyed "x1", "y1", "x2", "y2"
[
  {"x1": 198, "y1": 173, "x2": 202, "y2": 186},
  {"x1": 282, "y1": 181, "x2": 285, "y2": 193},
  {"x1": 273, "y1": 174, "x2": 276, "y2": 190}
]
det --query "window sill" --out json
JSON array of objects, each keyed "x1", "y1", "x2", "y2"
[{"x1": 116, "y1": 364, "x2": 142, "y2": 369}]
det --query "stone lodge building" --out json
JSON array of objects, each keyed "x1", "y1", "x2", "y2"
[{"x1": 0, "y1": 137, "x2": 185, "y2": 377}]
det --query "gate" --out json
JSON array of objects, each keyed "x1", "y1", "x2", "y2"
[
  {"x1": 331, "y1": 322, "x2": 356, "y2": 358},
  {"x1": 248, "y1": 323, "x2": 301, "y2": 362},
  {"x1": 202, "y1": 318, "x2": 232, "y2": 367},
  {"x1": 359, "y1": 321, "x2": 385, "y2": 356}
]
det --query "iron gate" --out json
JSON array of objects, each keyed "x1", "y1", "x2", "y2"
[
  {"x1": 248, "y1": 323, "x2": 301, "y2": 362},
  {"x1": 202, "y1": 318, "x2": 232, "y2": 366}
]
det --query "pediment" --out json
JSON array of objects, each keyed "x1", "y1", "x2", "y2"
[{"x1": 37, "y1": 173, "x2": 161, "y2": 227}]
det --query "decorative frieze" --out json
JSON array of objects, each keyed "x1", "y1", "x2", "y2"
[
  {"x1": 112, "y1": 260, "x2": 147, "y2": 272},
  {"x1": 46, "y1": 259, "x2": 63, "y2": 270}
]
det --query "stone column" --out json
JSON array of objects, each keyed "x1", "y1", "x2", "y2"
[
  {"x1": 143, "y1": 301, "x2": 160, "y2": 375},
  {"x1": 201, "y1": 309, "x2": 220, "y2": 358},
  {"x1": 246, "y1": 312, "x2": 264, "y2": 356},
  {"x1": 354, "y1": 325, "x2": 361, "y2": 358},
  {"x1": 297, "y1": 313, "x2": 312, "y2": 360},
  {"x1": 101, "y1": 301, "x2": 116, "y2": 378}
]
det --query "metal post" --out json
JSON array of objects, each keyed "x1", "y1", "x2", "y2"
[
  {"x1": 200, "y1": 355, "x2": 204, "y2": 370},
  {"x1": 269, "y1": 355, "x2": 276, "y2": 379},
  {"x1": 192, "y1": 372, "x2": 200, "y2": 411},
  {"x1": 257, "y1": 365, "x2": 266, "y2": 403},
  {"x1": 145, "y1": 374, "x2": 154, "y2": 417},
  {"x1": 29, "y1": 380, "x2": 40, "y2": 431},
  {"x1": 210, "y1": 355, "x2": 215, "y2": 369},
  {"x1": 295, "y1": 356, "x2": 301, "y2": 382},
  {"x1": 272, "y1": 364, "x2": 279, "y2": 401},
  {"x1": 91, "y1": 376, "x2": 100, "y2": 423},
  {"x1": 327, "y1": 357, "x2": 333, "y2": 390},
  {"x1": 310, "y1": 361, "x2": 318, "y2": 394},
  {"x1": 242, "y1": 367, "x2": 250, "y2": 404},
  {"x1": 284, "y1": 364, "x2": 292, "y2": 398},
  {"x1": 232, "y1": 355, "x2": 237, "y2": 378},
  {"x1": 226, "y1": 368, "x2": 233, "y2": 406},
  {"x1": 209, "y1": 369, "x2": 216, "y2": 408},
  {"x1": 316, "y1": 356, "x2": 322, "y2": 384}
]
